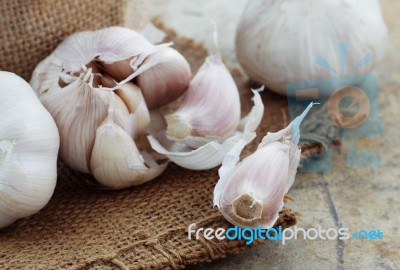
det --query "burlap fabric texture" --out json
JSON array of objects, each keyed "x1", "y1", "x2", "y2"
[
  {"x1": 0, "y1": 0, "x2": 147, "y2": 81},
  {"x1": 0, "y1": 2, "x2": 297, "y2": 269}
]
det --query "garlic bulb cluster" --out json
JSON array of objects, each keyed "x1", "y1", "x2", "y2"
[
  {"x1": 214, "y1": 103, "x2": 315, "y2": 228},
  {"x1": 236, "y1": 0, "x2": 388, "y2": 95},
  {"x1": 148, "y1": 34, "x2": 264, "y2": 170},
  {"x1": 30, "y1": 27, "x2": 189, "y2": 189},
  {"x1": 0, "y1": 72, "x2": 60, "y2": 228}
]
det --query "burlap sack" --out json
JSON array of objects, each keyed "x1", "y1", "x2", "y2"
[
  {"x1": 0, "y1": 0, "x2": 147, "y2": 81},
  {"x1": 0, "y1": 2, "x2": 297, "y2": 269}
]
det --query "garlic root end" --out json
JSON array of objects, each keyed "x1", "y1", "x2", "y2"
[
  {"x1": 165, "y1": 114, "x2": 192, "y2": 139},
  {"x1": 228, "y1": 193, "x2": 263, "y2": 227}
]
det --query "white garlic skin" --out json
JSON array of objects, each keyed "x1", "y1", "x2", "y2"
[
  {"x1": 30, "y1": 27, "x2": 157, "y2": 96},
  {"x1": 147, "y1": 90, "x2": 264, "y2": 171},
  {"x1": 90, "y1": 110, "x2": 167, "y2": 189},
  {"x1": 39, "y1": 76, "x2": 110, "y2": 174},
  {"x1": 0, "y1": 72, "x2": 60, "y2": 228},
  {"x1": 137, "y1": 47, "x2": 191, "y2": 109},
  {"x1": 236, "y1": 0, "x2": 388, "y2": 95}
]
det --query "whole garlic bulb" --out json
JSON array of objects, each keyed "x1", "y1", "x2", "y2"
[
  {"x1": 0, "y1": 72, "x2": 60, "y2": 228},
  {"x1": 214, "y1": 103, "x2": 314, "y2": 228},
  {"x1": 236, "y1": 0, "x2": 388, "y2": 95}
]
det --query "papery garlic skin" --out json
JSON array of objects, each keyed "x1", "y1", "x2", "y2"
[
  {"x1": 31, "y1": 27, "x2": 156, "y2": 92},
  {"x1": 137, "y1": 47, "x2": 191, "y2": 109},
  {"x1": 148, "y1": 90, "x2": 264, "y2": 170},
  {"x1": 236, "y1": 0, "x2": 388, "y2": 95},
  {"x1": 166, "y1": 53, "x2": 241, "y2": 141},
  {"x1": 214, "y1": 103, "x2": 314, "y2": 229},
  {"x1": 31, "y1": 27, "x2": 190, "y2": 110},
  {"x1": 0, "y1": 72, "x2": 60, "y2": 228}
]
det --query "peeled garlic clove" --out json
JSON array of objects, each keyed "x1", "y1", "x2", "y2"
[
  {"x1": 91, "y1": 99, "x2": 167, "y2": 189},
  {"x1": 236, "y1": 0, "x2": 388, "y2": 95},
  {"x1": 137, "y1": 47, "x2": 191, "y2": 109},
  {"x1": 214, "y1": 102, "x2": 315, "y2": 228},
  {"x1": 0, "y1": 72, "x2": 60, "y2": 228},
  {"x1": 165, "y1": 52, "x2": 240, "y2": 141},
  {"x1": 148, "y1": 90, "x2": 263, "y2": 170}
]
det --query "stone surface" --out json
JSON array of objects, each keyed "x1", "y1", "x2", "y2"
[{"x1": 147, "y1": 1, "x2": 400, "y2": 269}]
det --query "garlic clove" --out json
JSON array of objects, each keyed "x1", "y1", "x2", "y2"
[
  {"x1": 148, "y1": 90, "x2": 263, "y2": 170},
  {"x1": 115, "y1": 83, "x2": 143, "y2": 114},
  {"x1": 214, "y1": 102, "x2": 315, "y2": 228},
  {"x1": 96, "y1": 86, "x2": 136, "y2": 138},
  {"x1": 100, "y1": 82, "x2": 150, "y2": 138},
  {"x1": 127, "y1": 90, "x2": 151, "y2": 139},
  {"x1": 165, "y1": 52, "x2": 240, "y2": 141},
  {"x1": 0, "y1": 72, "x2": 59, "y2": 228},
  {"x1": 110, "y1": 82, "x2": 151, "y2": 138},
  {"x1": 172, "y1": 87, "x2": 263, "y2": 151},
  {"x1": 137, "y1": 47, "x2": 191, "y2": 109},
  {"x1": 99, "y1": 57, "x2": 136, "y2": 82},
  {"x1": 40, "y1": 70, "x2": 109, "y2": 173},
  {"x1": 90, "y1": 98, "x2": 167, "y2": 189}
]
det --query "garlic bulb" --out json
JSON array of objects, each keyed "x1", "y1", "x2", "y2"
[
  {"x1": 29, "y1": 27, "x2": 176, "y2": 189},
  {"x1": 0, "y1": 72, "x2": 60, "y2": 228},
  {"x1": 236, "y1": 0, "x2": 388, "y2": 95},
  {"x1": 214, "y1": 102, "x2": 315, "y2": 228},
  {"x1": 36, "y1": 67, "x2": 166, "y2": 189}
]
